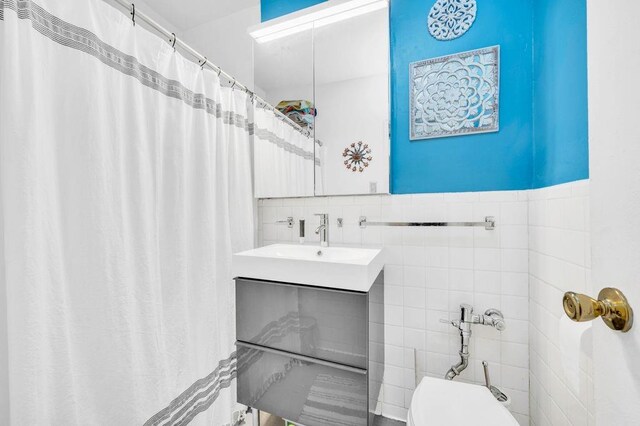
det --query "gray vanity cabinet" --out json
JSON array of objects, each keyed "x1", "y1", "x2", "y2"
[{"x1": 235, "y1": 271, "x2": 384, "y2": 426}]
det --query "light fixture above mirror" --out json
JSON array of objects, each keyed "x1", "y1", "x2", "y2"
[{"x1": 249, "y1": 0, "x2": 388, "y2": 44}]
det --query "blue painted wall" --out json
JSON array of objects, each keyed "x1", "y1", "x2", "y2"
[
  {"x1": 259, "y1": 0, "x2": 589, "y2": 193},
  {"x1": 261, "y1": 0, "x2": 327, "y2": 22},
  {"x1": 391, "y1": 0, "x2": 533, "y2": 193},
  {"x1": 532, "y1": 0, "x2": 588, "y2": 188}
]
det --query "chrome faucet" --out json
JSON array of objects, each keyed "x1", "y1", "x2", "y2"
[
  {"x1": 442, "y1": 304, "x2": 505, "y2": 380},
  {"x1": 314, "y1": 213, "x2": 329, "y2": 247}
]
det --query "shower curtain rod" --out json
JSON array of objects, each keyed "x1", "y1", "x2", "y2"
[{"x1": 108, "y1": 0, "x2": 311, "y2": 137}]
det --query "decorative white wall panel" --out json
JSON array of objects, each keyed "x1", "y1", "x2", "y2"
[
  {"x1": 428, "y1": 0, "x2": 477, "y2": 41},
  {"x1": 410, "y1": 46, "x2": 500, "y2": 140}
]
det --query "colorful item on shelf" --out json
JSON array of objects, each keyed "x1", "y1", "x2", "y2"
[{"x1": 276, "y1": 100, "x2": 317, "y2": 130}]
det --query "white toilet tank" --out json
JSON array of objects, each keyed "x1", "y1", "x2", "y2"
[{"x1": 407, "y1": 377, "x2": 519, "y2": 426}]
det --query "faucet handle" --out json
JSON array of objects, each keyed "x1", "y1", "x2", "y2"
[
  {"x1": 440, "y1": 318, "x2": 460, "y2": 328},
  {"x1": 482, "y1": 361, "x2": 492, "y2": 388}
]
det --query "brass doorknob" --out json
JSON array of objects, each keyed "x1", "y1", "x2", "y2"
[{"x1": 563, "y1": 287, "x2": 633, "y2": 332}]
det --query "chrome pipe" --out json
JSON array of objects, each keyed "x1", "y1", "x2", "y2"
[
  {"x1": 445, "y1": 351, "x2": 469, "y2": 380},
  {"x1": 445, "y1": 334, "x2": 470, "y2": 380},
  {"x1": 443, "y1": 304, "x2": 505, "y2": 380},
  {"x1": 444, "y1": 304, "x2": 473, "y2": 380}
]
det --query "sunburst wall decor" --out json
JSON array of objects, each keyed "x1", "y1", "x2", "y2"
[{"x1": 343, "y1": 141, "x2": 372, "y2": 172}]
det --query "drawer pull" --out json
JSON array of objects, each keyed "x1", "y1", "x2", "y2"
[{"x1": 235, "y1": 341, "x2": 367, "y2": 375}]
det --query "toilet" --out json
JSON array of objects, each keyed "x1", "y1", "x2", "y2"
[{"x1": 407, "y1": 377, "x2": 519, "y2": 426}]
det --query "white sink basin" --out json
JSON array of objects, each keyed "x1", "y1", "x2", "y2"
[{"x1": 232, "y1": 244, "x2": 385, "y2": 292}]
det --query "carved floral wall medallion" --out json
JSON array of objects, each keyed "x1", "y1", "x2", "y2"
[
  {"x1": 343, "y1": 141, "x2": 372, "y2": 172},
  {"x1": 410, "y1": 46, "x2": 500, "y2": 140},
  {"x1": 428, "y1": 0, "x2": 477, "y2": 41}
]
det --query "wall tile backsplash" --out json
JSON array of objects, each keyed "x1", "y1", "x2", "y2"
[
  {"x1": 528, "y1": 180, "x2": 593, "y2": 426},
  {"x1": 258, "y1": 190, "x2": 531, "y2": 425},
  {"x1": 259, "y1": 179, "x2": 595, "y2": 426}
]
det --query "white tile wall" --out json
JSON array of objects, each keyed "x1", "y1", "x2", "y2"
[
  {"x1": 258, "y1": 190, "x2": 530, "y2": 424},
  {"x1": 528, "y1": 180, "x2": 594, "y2": 426}
]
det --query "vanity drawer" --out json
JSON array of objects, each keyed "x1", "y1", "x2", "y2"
[
  {"x1": 236, "y1": 278, "x2": 368, "y2": 368},
  {"x1": 236, "y1": 342, "x2": 368, "y2": 426}
]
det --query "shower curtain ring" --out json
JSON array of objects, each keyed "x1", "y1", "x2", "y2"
[
  {"x1": 217, "y1": 67, "x2": 222, "y2": 77},
  {"x1": 200, "y1": 57, "x2": 208, "y2": 70},
  {"x1": 131, "y1": 4, "x2": 136, "y2": 26},
  {"x1": 170, "y1": 33, "x2": 177, "y2": 50},
  {"x1": 231, "y1": 79, "x2": 237, "y2": 90}
]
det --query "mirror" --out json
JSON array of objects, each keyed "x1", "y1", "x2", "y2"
[
  {"x1": 252, "y1": 2, "x2": 390, "y2": 198},
  {"x1": 253, "y1": 27, "x2": 315, "y2": 198},
  {"x1": 313, "y1": 6, "x2": 390, "y2": 196}
]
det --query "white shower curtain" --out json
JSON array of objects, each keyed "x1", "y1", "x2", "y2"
[
  {"x1": 0, "y1": 0, "x2": 254, "y2": 424},
  {"x1": 253, "y1": 105, "x2": 315, "y2": 198}
]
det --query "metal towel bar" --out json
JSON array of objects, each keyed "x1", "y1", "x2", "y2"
[{"x1": 358, "y1": 216, "x2": 495, "y2": 230}]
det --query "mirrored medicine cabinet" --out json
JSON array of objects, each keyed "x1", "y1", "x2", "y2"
[{"x1": 251, "y1": 2, "x2": 390, "y2": 198}]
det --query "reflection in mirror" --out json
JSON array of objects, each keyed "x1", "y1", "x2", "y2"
[
  {"x1": 253, "y1": 28, "x2": 315, "y2": 198},
  {"x1": 252, "y1": 1, "x2": 390, "y2": 198},
  {"x1": 314, "y1": 5, "x2": 390, "y2": 196}
]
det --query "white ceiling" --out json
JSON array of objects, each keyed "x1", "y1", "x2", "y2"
[{"x1": 142, "y1": 0, "x2": 259, "y2": 31}]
